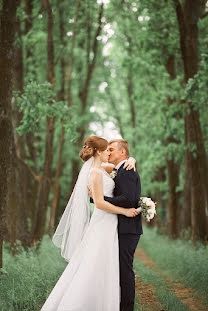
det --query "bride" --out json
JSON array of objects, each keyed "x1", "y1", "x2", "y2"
[{"x1": 41, "y1": 136, "x2": 139, "y2": 311}]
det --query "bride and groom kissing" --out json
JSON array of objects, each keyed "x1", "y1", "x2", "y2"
[{"x1": 41, "y1": 136, "x2": 143, "y2": 311}]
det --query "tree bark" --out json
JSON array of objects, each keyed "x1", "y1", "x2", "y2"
[
  {"x1": 180, "y1": 150, "x2": 191, "y2": 233},
  {"x1": 11, "y1": 8, "x2": 31, "y2": 247},
  {"x1": 79, "y1": 3, "x2": 104, "y2": 112},
  {"x1": 48, "y1": 1, "x2": 81, "y2": 235},
  {"x1": 127, "y1": 63, "x2": 136, "y2": 150},
  {"x1": 0, "y1": 0, "x2": 18, "y2": 266},
  {"x1": 165, "y1": 55, "x2": 181, "y2": 238},
  {"x1": 32, "y1": 0, "x2": 55, "y2": 243},
  {"x1": 174, "y1": 0, "x2": 207, "y2": 241},
  {"x1": 167, "y1": 155, "x2": 180, "y2": 238}
]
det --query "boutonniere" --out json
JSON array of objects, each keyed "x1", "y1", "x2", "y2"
[{"x1": 110, "y1": 170, "x2": 117, "y2": 179}]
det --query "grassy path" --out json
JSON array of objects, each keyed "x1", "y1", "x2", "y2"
[
  {"x1": 0, "y1": 229, "x2": 207, "y2": 311},
  {"x1": 133, "y1": 245, "x2": 208, "y2": 311}
]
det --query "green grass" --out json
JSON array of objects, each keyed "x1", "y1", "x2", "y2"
[
  {"x1": 0, "y1": 236, "x2": 67, "y2": 311},
  {"x1": 1, "y1": 228, "x2": 208, "y2": 311},
  {"x1": 134, "y1": 295, "x2": 142, "y2": 311},
  {"x1": 134, "y1": 258, "x2": 191, "y2": 311},
  {"x1": 139, "y1": 226, "x2": 208, "y2": 306}
]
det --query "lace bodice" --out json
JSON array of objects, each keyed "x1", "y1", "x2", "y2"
[
  {"x1": 88, "y1": 168, "x2": 115, "y2": 198},
  {"x1": 100, "y1": 168, "x2": 115, "y2": 197}
]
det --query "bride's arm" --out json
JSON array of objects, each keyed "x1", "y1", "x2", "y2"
[
  {"x1": 101, "y1": 163, "x2": 115, "y2": 174},
  {"x1": 101, "y1": 157, "x2": 136, "y2": 174},
  {"x1": 90, "y1": 168, "x2": 139, "y2": 217}
]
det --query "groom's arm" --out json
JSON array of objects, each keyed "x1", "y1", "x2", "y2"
[{"x1": 104, "y1": 169, "x2": 141, "y2": 208}]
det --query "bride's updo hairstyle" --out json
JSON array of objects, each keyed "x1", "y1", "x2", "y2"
[{"x1": 79, "y1": 136, "x2": 108, "y2": 162}]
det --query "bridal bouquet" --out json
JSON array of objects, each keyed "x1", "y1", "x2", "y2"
[{"x1": 137, "y1": 197, "x2": 157, "y2": 222}]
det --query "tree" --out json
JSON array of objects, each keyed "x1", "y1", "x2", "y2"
[
  {"x1": 0, "y1": 0, "x2": 18, "y2": 267},
  {"x1": 32, "y1": 0, "x2": 55, "y2": 243},
  {"x1": 173, "y1": 0, "x2": 207, "y2": 241}
]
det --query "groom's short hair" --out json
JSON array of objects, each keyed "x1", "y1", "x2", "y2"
[{"x1": 108, "y1": 139, "x2": 129, "y2": 157}]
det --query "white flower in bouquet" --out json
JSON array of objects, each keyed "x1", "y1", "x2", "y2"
[{"x1": 137, "y1": 197, "x2": 157, "y2": 222}]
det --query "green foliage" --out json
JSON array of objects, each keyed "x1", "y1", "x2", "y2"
[
  {"x1": 185, "y1": 54, "x2": 208, "y2": 112},
  {"x1": 15, "y1": 81, "x2": 74, "y2": 135},
  {"x1": 0, "y1": 237, "x2": 67, "y2": 311}
]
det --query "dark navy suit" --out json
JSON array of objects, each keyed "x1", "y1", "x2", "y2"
[{"x1": 104, "y1": 163, "x2": 142, "y2": 311}]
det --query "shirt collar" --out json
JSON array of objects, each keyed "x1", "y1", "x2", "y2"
[{"x1": 115, "y1": 160, "x2": 127, "y2": 170}]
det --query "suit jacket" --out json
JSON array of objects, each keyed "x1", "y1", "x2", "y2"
[{"x1": 104, "y1": 163, "x2": 143, "y2": 235}]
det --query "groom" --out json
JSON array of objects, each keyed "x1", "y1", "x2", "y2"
[{"x1": 104, "y1": 139, "x2": 142, "y2": 311}]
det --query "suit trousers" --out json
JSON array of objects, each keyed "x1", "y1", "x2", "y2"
[{"x1": 119, "y1": 233, "x2": 140, "y2": 311}]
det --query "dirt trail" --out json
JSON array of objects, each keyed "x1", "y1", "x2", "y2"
[
  {"x1": 134, "y1": 247, "x2": 207, "y2": 311},
  {"x1": 135, "y1": 276, "x2": 166, "y2": 311}
]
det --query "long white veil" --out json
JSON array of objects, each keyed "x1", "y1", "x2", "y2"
[{"x1": 52, "y1": 157, "x2": 94, "y2": 262}]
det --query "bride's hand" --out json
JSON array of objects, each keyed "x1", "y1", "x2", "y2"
[
  {"x1": 123, "y1": 157, "x2": 136, "y2": 171},
  {"x1": 124, "y1": 208, "x2": 139, "y2": 217}
]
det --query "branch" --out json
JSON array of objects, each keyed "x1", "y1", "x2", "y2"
[
  {"x1": 17, "y1": 155, "x2": 41, "y2": 183},
  {"x1": 79, "y1": 3, "x2": 104, "y2": 109},
  {"x1": 173, "y1": 0, "x2": 187, "y2": 72},
  {"x1": 66, "y1": 0, "x2": 81, "y2": 105},
  {"x1": 41, "y1": 0, "x2": 54, "y2": 84},
  {"x1": 200, "y1": 11, "x2": 208, "y2": 19},
  {"x1": 41, "y1": 0, "x2": 49, "y2": 11}
]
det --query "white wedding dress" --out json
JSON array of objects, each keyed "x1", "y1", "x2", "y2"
[{"x1": 41, "y1": 168, "x2": 120, "y2": 311}]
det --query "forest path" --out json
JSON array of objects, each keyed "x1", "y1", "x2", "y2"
[{"x1": 134, "y1": 247, "x2": 207, "y2": 311}]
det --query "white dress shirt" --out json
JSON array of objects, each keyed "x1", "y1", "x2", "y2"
[{"x1": 115, "y1": 160, "x2": 127, "y2": 170}]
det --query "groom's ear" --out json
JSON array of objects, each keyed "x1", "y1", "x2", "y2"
[{"x1": 121, "y1": 148, "x2": 126, "y2": 156}]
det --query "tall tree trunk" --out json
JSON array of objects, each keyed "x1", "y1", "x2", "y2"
[
  {"x1": 24, "y1": 0, "x2": 37, "y2": 163},
  {"x1": 69, "y1": 4, "x2": 104, "y2": 192},
  {"x1": 49, "y1": 126, "x2": 65, "y2": 235},
  {"x1": 174, "y1": 0, "x2": 207, "y2": 241},
  {"x1": 12, "y1": 9, "x2": 31, "y2": 247},
  {"x1": 32, "y1": 0, "x2": 55, "y2": 243},
  {"x1": 166, "y1": 155, "x2": 180, "y2": 238},
  {"x1": 180, "y1": 151, "x2": 191, "y2": 234},
  {"x1": 0, "y1": 0, "x2": 18, "y2": 266},
  {"x1": 23, "y1": 0, "x2": 39, "y2": 241},
  {"x1": 126, "y1": 36, "x2": 136, "y2": 150},
  {"x1": 49, "y1": 1, "x2": 81, "y2": 234},
  {"x1": 154, "y1": 167, "x2": 167, "y2": 228},
  {"x1": 165, "y1": 55, "x2": 181, "y2": 238}
]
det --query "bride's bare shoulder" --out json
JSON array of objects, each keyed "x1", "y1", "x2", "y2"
[{"x1": 90, "y1": 167, "x2": 102, "y2": 177}]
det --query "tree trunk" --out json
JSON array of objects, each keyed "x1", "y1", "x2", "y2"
[
  {"x1": 48, "y1": 2, "x2": 82, "y2": 235},
  {"x1": 165, "y1": 55, "x2": 181, "y2": 238},
  {"x1": 179, "y1": 151, "x2": 191, "y2": 234},
  {"x1": 174, "y1": 0, "x2": 207, "y2": 241},
  {"x1": 0, "y1": 0, "x2": 18, "y2": 266},
  {"x1": 69, "y1": 4, "x2": 104, "y2": 192},
  {"x1": 127, "y1": 61, "x2": 136, "y2": 150},
  {"x1": 167, "y1": 156, "x2": 180, "y2": 238},
  {"x1": 12, "y1": 9, "x2": 31, "y2": 247},
  {"x1": 49, "y1": 125, "x2": 65, "y2": 235},
  {"x1": 154, "y1": 167, "x2": 167, "y2": 228},
  {"x1": 32, "y1": 0, "x2": 55, "y2": 243}
]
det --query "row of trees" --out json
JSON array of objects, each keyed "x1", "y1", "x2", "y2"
[
  {"x1": 102, "y1": 0, "x2": 208, "y2": 241},
  {"x1": 0, "y1": 0, "x2": 208, "y2": 266}
]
